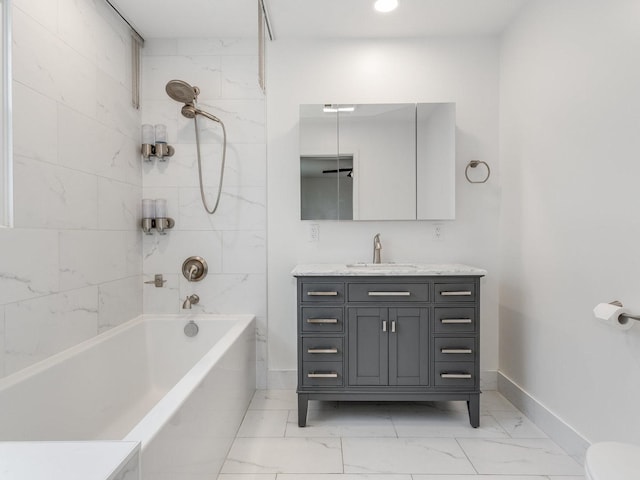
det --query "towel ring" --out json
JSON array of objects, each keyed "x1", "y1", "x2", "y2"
[{"x1": 465, "y1": 160, "x2": 490, "y2": 184}]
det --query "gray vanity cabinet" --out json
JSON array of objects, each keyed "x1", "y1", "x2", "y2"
[
  {"x1": 295, "y1": 273, "x2": 483, "y2": 429},
  {"x1": 348, "y1": 307, "x2": 429, "y2": 386}
]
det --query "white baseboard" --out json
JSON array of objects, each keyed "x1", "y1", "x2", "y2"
[{"x1": 498, "y1": 371, "x2": 590, "y2": 463}]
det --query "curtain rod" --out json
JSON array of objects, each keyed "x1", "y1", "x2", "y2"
[{"x1": 104, "y1": 0, "x2": 145, "y2": 45}]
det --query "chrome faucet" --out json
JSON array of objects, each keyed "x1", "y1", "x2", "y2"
[
  {"x1": 373, "y1": 233, "x2": 382, "y2": 264},
  {"x1": 182, "y1": 294, "x2": 200, "y2": 309}
]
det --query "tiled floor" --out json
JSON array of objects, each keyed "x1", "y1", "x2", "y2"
[{"x1": 218, "y1": 389, "x2": 585, "y2": 480}]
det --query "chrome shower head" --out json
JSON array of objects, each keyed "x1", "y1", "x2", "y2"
[{"x1": 166, "y1": 79, "x2": 200, "y2": 104}]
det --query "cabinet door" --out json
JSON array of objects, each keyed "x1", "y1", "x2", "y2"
[
  {"x1": 388, "y1": 308, "x2": 429, "y2": 386},
  {"x1": 348, "y1": 308, "x2": 388, "y2": 385}
]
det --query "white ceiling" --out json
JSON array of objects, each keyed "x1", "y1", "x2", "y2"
[{"x1": 109, "y1": 0, "x2": 530, "y2": 40}]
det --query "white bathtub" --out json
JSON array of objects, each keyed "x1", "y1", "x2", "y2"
[{"x1": 0, "y1": 314, "x2": 256, "y2": 480}]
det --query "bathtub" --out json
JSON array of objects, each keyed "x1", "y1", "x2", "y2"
[{"x1": 0, "y1": 314, "x2": 256, "y2": 480}]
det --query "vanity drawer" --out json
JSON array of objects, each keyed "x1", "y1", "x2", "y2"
[
  {"x1": 301, "y1": 361, "x2": 344, "y2": 387},
  {"x1": 348, "y1": 283, "x2": 429, "y2": 302},
  {"x1": 301, "y1": 307, "x2": 344, "y2": 333},
  {"x1": 434, "y1": 337, "x2": 476, "y2": 362},
  {"x1": 433, "y1": 307, "x2": 476, "y2": 333},
  {"x1": 434, "y1": 361, "x2": 476, "y2": 388},
  {"x1": 434, "y1": 283, "x2": 476, "y2": 303},
  {"x1": 302, "y1": 337, "x2": 344, "y2": 361},
  {"x1": 301, "y1": 282, "x2": 345, "y2": 303}
]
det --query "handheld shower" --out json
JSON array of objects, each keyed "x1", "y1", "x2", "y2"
[{"x1": 165, "y1": 79, "x2": 227, "y2": 215}]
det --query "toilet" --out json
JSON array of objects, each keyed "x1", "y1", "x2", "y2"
[{"x1": 585, "y1": 442, "x2": 640, "y2": 480}]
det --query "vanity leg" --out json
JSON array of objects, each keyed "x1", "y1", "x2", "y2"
[
  {"x1": 298, "y1": 393, "x2": 309, "y2": 427},
  {"x1": 467, "y1": 394, "x2": 480, "y2": 428}
]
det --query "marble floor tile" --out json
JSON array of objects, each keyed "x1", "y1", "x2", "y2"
[
  {"x1": 413, "y1": 476, "x2": 551, "y2": 480},
  {"x1": 457, "y1": 438, "x2": 584, "y2": 476},
  {"x1": 217, "y1": 475, "x2": 276, "y2": 480},
  {"x1": 237, "y1": 410, "x2": 289, "y2": 437},
  {"x1": 342, "y1": 437, "x2": 476, "y2": 474},
  {"x1": 278, "y1": 475, "x2": 411, "y2": 480},
  {"x1": 285, "y1": 408, "x2": 397, "y2": 437},
  {"x1": 391, "y1": 408, "x2": 509, "y2": 438},
  {"x1": 221, "y1": 437, "x2": 343, "y2": 474},
  {"x1": 480, "y1": 391, "x2": 520, "y2": 413},
  {"x1": 248, "y1": 390, "x2": 298, "y2": 411},
  {"x1": 491, "y1": 411, "x2": 549, "y2": 438}
]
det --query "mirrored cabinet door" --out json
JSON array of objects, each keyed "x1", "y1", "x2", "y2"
[{"x1": 299, "y1": 102, "x2": 456, "y2": 221}]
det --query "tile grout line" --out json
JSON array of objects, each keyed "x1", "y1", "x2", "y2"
[{"x1": 454, "y1": 436, "x2": 480, "y2": 475}]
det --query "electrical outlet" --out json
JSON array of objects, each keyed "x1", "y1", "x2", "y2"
[
  {"x1": 433, "y1": 224, "x2": 443, "y2": 241},
  {"x1": 309, "y1": 223, "x2": 320, "y2": 242}
]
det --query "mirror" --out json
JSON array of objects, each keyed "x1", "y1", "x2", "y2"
[{"x1": 299, "y1": 102, "x2": 455, "y2": 221}]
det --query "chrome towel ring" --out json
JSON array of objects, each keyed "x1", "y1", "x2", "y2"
[{"x1": 465, "y1": 160, "x2": 491, "y2": 183}]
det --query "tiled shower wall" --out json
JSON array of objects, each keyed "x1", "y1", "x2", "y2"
[
  {"x1": 140, "y1": 39, "x2": 267, "y2": 387},
  {"x1": 0, "y1": 0, "x2": 142, "y2": 377}
]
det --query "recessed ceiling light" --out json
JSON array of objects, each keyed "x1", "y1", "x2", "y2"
[{"x1": 374, "y1": 0, "x2": 398, "y2": 13}]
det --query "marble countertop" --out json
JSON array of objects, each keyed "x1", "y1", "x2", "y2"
[
  {"x1": 292, "y1": 263, "x2": 487, "y2": 276},
  {"x1": 0, "y1": 441, "x2": 139, "y2": 480}
]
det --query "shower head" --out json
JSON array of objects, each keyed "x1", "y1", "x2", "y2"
[
  {"x1": 181, "y1": 104, "x2": 222, "y2": 124},
  {"x1": 166, "y1": 79, "x2": 200, "y2": 104}
]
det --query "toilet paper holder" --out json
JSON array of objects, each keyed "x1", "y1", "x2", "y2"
[{"x1": 608, "y1": 301, "x2": 640, "y2": 323}]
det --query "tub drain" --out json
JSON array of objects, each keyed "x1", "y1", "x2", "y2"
[{"x1": 184, "y1": 320, "x2": 199, "y2": 337}]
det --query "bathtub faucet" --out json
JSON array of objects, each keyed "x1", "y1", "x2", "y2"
[{"x1": 182, "y1": 294, "x2": 200, "y2": 309}]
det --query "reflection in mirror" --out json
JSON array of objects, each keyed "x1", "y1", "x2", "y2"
[{"x1": 299, "y1": 102, "x2": 456, "y2": 221}]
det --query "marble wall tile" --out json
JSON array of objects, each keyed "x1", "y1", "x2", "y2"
[
  {"x1": 59, "y1": 230, "x2": 139, "y2": 290},
  {"x1": 98, "y1": 178, "x2": 141, "y2": 230},
  {"x1": 142, "y1": 230, "x2": 223, "y2": 274},
  {"x1": 0, "y1": 229, "x2": 59, "y2": 304},
  {"x1": 222, "y1": 231, "x2": 266, "y2": 274},
  {"x1": 179, "y1": 274, "x2": 266, "y2": 318},
  {"x1": 13, "y1": 156, "x2": 98, "y2": 229},
  {"x1": 142, "y1": 55, "x2": 222, "y2": 101},
  {"x1": 98, "y1": 276, "x2": 143, "y2": 333},
  {"x1": 142, "y1": 38, "x2": 179, "y2": 57},
  {"x1": 4, "y1": 286, "x2": 99, "y2": 375},
  {"x1": 143, "y1": 273, "x2": 180, "y2": 314},
  {"x1": 221, "y1": 56, "x2": 263, "y2": 99},
  {"x1": 0, "y1": 307, "x2": 5, "y2": 377},
  {"x1": 58, "y1": 105, "x2": 141, "y2": 183},
  {"x1": 12, "y1": 0, "x2": 58, "y2": 33},
  {"x1": 176, "y1": 99, "x2": 265, "y2": 145},
  {"x1": 56, "y1": 39, "x2": 98, "y2": 118},
  {"x1": 94, "y1": 13, "x2": 130, "y2": 88},
  {"x1": 58, "y1": 0, "x2": 100, "y2": 62},
  {"x1": 12, "y1": 81, "x2": 58, "y2": 164},
  {"x1": 177, "y1": 38, "x2": 257, "y2": 56},
  {"x1": 178, "y1": 186, "x2": 266, "y2": 231},
  {"x1": 97, "y1": 70, "x2": 140, "y2": 139}
]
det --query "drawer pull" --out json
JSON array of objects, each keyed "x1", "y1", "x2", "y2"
[
  {"x1": 307, "y1": 291, "x2": 338, "y2": 296},
  {"x1": 441, "y1": 318, "x2": 473, "y2": 324},
  {"x1": 391, "y1": 320, "x2": 396, "y2": 333},
  {"x1": 441, "y1": 348, "x2": 473, "y2": 354},
  {"x1": 382, "y1": 320, "x2": 387, "y2": 332},
  {"x1": 440, "y1": 291, "x2": 472, "y2": 296},
  {"x1": 307, "y1": 348, "x2": 338, "y2": 354},
  {"x1": 307, "y1": 318, "x2": 338, "y2": 324},
  {"x1": 440, "y1": 373, "x2": 472, "y2": 379},
  {"x1": 368, "y1": 291, "x2": 411, "y2": 296},
  {"x1": 307, "y1": 372, "x2": 338, "y2": 378}
]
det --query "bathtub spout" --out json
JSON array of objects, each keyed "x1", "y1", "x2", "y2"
[{"x1": 182, "y1": 294, "x2": 200, "y2": 309}]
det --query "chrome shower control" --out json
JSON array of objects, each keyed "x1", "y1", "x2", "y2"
[{"x1": 182, "y1": 256, "x2": 208, "y2": 282}]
